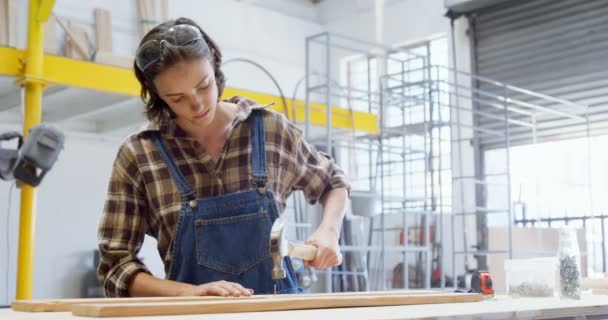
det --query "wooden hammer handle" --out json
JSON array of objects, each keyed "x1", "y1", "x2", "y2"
[{"x1": 287, "y1": 242, "x2": 318, "y2": 261}]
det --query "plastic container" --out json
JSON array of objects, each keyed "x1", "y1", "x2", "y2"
[
  {"x1": 504, "y1": 257, "x2": 558, "y2": 298},
  {"x1": 349, "y1": 190, "x2": 380, "y2": 217}
]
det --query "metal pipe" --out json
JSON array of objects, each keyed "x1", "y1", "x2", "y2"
[
  {"x1": 436, "y1": 65, "x2": 446, "y2": 289},
  {"x1": 433, "y1": 65, "x2": 588, "y2": 111},
  {"x1": 305, "y1": 34, "x2": 312, "y2": 139},
  {"x1": 322, "y1": 31, "x2": 333, "y2": 293},
  {"x1": 223, "y1": 58, "x2": 290, "y2": 120},
  {"x1": 585, "y1": 111, "x2": 594, "y2": 216},
  {"x1": 309, "y1": 33, "x2": 425, "y2": 59},
  {"x1": 503, "y1": 84, "x2": 513, "y2": 260},
  {"x1": 326, "y1": 33, "x2": 332, "y2": 156},
  {"x1": 379, "y1": 85, "x2": 386, "y2": 291},
  {"x1": 602, "y1": 217, "x2": 606, "y2": 273},
  {"x1": 385, "y1": 90, "x2": 535, "y2": 127},
  {"x1": 432, "y1": 86, "x2": 533, "y2": 117},
  {"x1": 400, "y1": 58, "x2": 408, "y2": 290},
  {"x1": 17, "y1": 0, "x2": 56, "y2": 300},
  {"x1": 423, "y1": 51, "x2": 432, "y2": 290},
  {"x1": 389, "y1": 63, "x2": 589, "y2": 111},
  {"x1": 450, "y1": 15, "x2": 467, "y2": 289}
]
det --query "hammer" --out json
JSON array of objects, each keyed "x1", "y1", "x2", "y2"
[{"x1": 269, "y1": 217, "x2": 318, "y2": 279}]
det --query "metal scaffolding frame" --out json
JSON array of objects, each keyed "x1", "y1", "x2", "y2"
[
  {"x1": 303, "y1": 32, "x2": 444, "y2": 292},
  {"x1": 301, "y1": 31, "x2": 593, "y2": 293},
  {"x1": 425, "y1": 60, "x2": 593, "y2": 288}
]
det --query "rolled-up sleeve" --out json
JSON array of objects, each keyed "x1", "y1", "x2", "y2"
[
  {"x1": 289, "y1": 128, "x2": 351, "y2": 204},
  {"x1": 97, "y1": 144, "x2": 151, "y2": 297}
]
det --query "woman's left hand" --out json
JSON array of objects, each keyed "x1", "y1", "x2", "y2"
[{"x1": 304, "y1": 225, "x2": 342, "y2": 269}]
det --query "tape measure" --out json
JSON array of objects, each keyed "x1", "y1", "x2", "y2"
[{"x1": 471, "y1": 271, "x2": 494, "y2": 297}]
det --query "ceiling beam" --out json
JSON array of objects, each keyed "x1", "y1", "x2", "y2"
[
  {"x1": 0, "y1": 85, "x2": 68, "y2": 112},
  {"x1": 235, "y1": 0, "x2": 321, "y2": 23},
  {"x1": 95, "y1": 109, "x2": 146, "y2": 134},
  {"x1": 54, "y1": 97, "x2": 142, "y2": 123},
  {"x1": 45, "y1": 94, "x2": 138, "y2": 123},
  {"x1": 0, "y1": 112, "x2": 22, "y2": 124}
]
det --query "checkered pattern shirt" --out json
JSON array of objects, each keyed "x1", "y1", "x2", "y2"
[{"x1": 97, "y1": 96, "x2": 350, "y2": 297}]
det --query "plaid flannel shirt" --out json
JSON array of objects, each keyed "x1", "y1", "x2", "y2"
[{"x1": 97, "y1": 96, "x2": 350, "y2": 297}]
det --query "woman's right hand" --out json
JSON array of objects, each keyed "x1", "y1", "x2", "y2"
[{"x1": 178, "y1": 280, "x2": 254, "y2": 297}]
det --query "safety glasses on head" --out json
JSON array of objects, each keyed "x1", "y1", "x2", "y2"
[{"x1": 135, "y1": 24, "x2": 209, "y2": 72}]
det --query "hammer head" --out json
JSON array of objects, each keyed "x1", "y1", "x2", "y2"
[{"x1": 269, "y1": 217, "x2": 288, "y2": 279}]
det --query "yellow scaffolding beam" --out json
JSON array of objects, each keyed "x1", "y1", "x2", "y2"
[{"x1": 0, "y1": 47, "x2": 378, "y2": 134}]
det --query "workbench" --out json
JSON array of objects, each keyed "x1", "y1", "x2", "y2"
[{"x1": 3, "y1": 294, "x2": 608, "y2": 320}]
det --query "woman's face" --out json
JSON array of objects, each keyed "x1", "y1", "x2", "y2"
[{"x1": 153, "y1": 58, "x2": 219, "y2": 127}]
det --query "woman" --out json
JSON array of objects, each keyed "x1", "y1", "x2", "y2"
[{"x1": 97, "y1": 17, "x2": 350, "y2": 297}]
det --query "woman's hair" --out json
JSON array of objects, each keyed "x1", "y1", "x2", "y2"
[{"x1": 133, "y1": 17, "x2": 226, "y2": 122}]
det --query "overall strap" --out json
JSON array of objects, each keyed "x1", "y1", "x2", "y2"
[
  {"x1": 150, "y1": 131, "x2": 196, "y2": 202},
  {"x1": 249, "y1": 109, "x2": 268, "y2": 193}
]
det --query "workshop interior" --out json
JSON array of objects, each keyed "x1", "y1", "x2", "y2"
[{"x1": 2, "y1": 0, "x2": 608, "y2": 319}]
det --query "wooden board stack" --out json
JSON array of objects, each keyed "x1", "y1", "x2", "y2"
[
  {"x1": 138, "y1": 0, "x2": 156, "y2": 37},
  {"x1": 94, "y1": 8, "x2": 112, "y2": 53},
  {"x1": 53, "y1": 16, "x2": 91, "y2": 60},
  {"x1": 0, "y1": 0, "x2": 8, "y2": 46},
  {"x1": 92, "y1": 7, "x2": 134, "y2": 68},
  {"x1": 43, "y1": 15, "x2": 59, "y2": 54},
  {"x1": 138, "y1": 0, "x2": 169, "y2": 36},
  {"x1": 65, "y1": 23, "x2": 91, "y2": 60}
]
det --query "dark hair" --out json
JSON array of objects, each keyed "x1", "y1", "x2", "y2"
[{"x1": 133, "y1": 17, "x2": 226, "y2": 123}]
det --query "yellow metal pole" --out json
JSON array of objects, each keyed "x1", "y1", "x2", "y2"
[{"x1": 15, "y1": 0, "x2": 54, "y2": 300}]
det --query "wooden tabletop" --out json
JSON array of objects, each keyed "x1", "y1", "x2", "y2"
[{"x1": 3, "y1": 294, "x2": 608, "y2": 320}]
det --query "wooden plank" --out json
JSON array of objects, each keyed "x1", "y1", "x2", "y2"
[
  {"x1": 148, "y1": 0, "x2": 157, "y2": 29},
  {"x1": 138, "y1": 0, "x2": 161, "y2": 37},
  {"x1": 43, "y1": 15, "x2": 58, "y2": 54},
  {"x1": 7, "y1": 0, "x2": 18, "y2": 47},
  {"x1": 7, "y1": 296, "x2": 608, "y2": 320},
  {"x1": 94, "y1": 8, "x2": 112, "y2": 53},
  {"x1": 582, "y1": 277, "x2": 608, "y2": 290},
  {"x1": 59, "y1": 21, "x2": 90, "y2": 60},
  {"x1": 12, "y1": 290, "x2": 443, "y2": 312},
  {"x1": 137, "y1": 0, "x2": 148, "y2": 37},
  {"x1": 71, "y1": 293, "x2": 482, "y2": 317},
  {"x1": 0, "y1": 0, "x2": 7, "y2": 45},
  {"x1": 54, "y1": 17, "x2": 90, "y2": 59},
  {"x1": 160, "y1": 0, "x2": 169, "y2": 21},
  {"x1": 66, "y1": 25, "x2": 88, "y2": 59},
  {"x1": 93, "y1": 51, "x2": 133, "y2": 69},
  {"x1": 11, "y1": 296, "x2": 258, "y2": 312},
  {"x1": 593, "y1": 289, "x2": 608, "y2": 295}
]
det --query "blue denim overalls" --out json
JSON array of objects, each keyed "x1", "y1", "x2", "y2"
[{"x1": 151, "y1": 109, "x2": 301, "y2": 294}]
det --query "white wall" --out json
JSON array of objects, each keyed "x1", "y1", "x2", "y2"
[
  {"x1": 171, "y1": 1, "x2": 323, "y2": 97},
  {"x1": 45, "y1": 0, "x2": 324, "y2": 99},
  {"x1": 321, "y1": 0, "x2": 449, "y2": 45},
  {"x1": 0, "y1": 128, "x2": 118, "y2": 302},
  {"x1": 12, "y1": 0, "x2": 322, "y2": 97},
  {"x1": 0, "y1": 159, "x2": 20, "y2": 305},
  {"x1": 0, "y1": 129, "x2": 168, "y2": 302}
]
